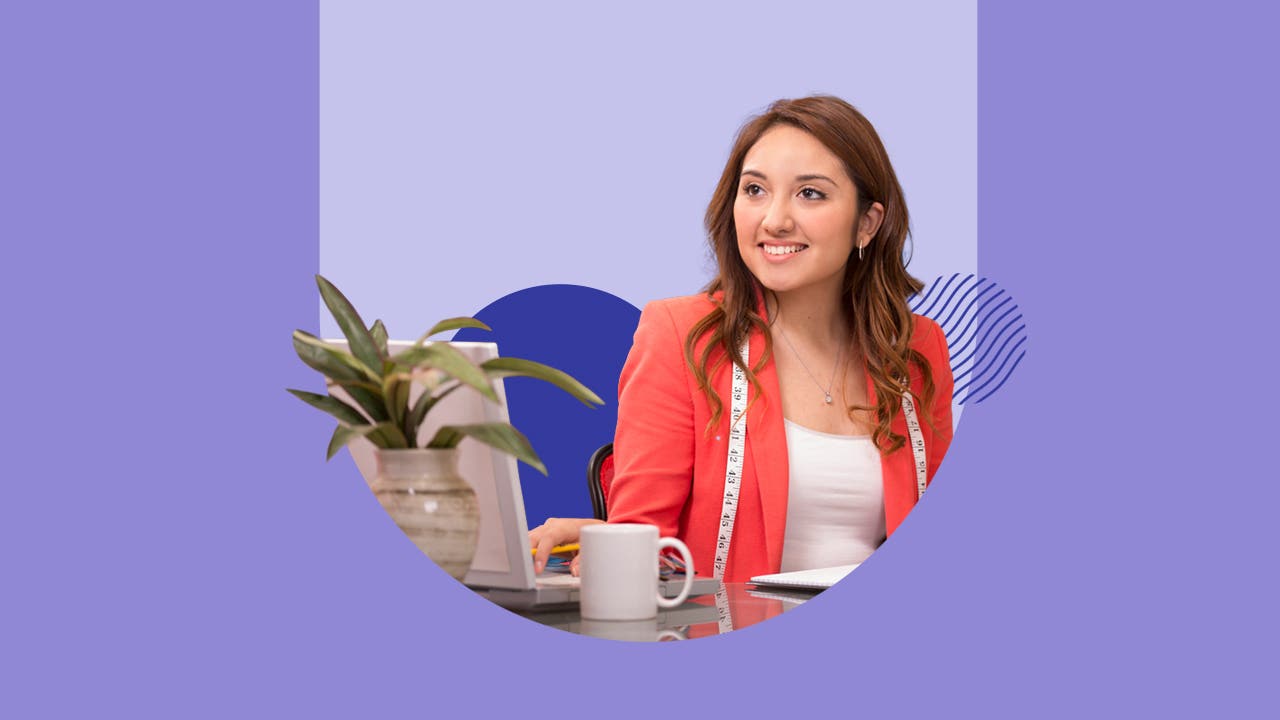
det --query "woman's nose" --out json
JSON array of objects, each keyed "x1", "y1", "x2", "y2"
[{"x1": 762, "y1": 199, "x2": 793, "y2": 236}]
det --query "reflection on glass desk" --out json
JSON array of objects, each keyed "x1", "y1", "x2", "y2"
[{"x1": 509, "y1": 582, "x2": 822, "y2": 641}]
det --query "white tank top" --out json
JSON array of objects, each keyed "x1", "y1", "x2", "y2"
[{"x1": 779, "y1": 419, "x2": 886, "y2": 572}]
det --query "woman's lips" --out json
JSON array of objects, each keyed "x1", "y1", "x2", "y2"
[{"x1": 758, "y1": 242, "x2": 808, "y2": 263}]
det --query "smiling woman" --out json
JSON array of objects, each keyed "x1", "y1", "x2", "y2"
[{"x1": 529, "y1": 96, "x2": 954, "y2": 583}]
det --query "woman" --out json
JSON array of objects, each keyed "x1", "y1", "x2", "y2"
[{"x1": 530, "y1": 95, "x2": 953, "y2": 583}]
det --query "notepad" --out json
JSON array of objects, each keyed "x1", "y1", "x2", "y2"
[
  {"x1": 744, "y1": 587, "x2": 815, "y2": 606},
  {"x1": 749, "y1": 564, "x2": 859, "y2": 590}
]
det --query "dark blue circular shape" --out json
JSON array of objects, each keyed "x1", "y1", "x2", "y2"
[{"x1": 454, "y1": 284, "x2": 640, "y2": 529}]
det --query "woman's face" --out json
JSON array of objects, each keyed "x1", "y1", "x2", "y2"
[{"x1": 733, "y1": 125, "x2": 876, "y2": 298}]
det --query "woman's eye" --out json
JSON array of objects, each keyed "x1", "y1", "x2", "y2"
[
  {"x1": 742, "y1": 183, "x2": 763, "y2": 196},
  {"x1": 800, "y1": 187, "x2": 827, "y2": 200}
]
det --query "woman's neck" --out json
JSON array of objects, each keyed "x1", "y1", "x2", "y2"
[{"x1": 766, "y1": 281, "x2": 850, "y2": 346}]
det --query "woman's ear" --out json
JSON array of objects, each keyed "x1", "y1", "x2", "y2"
[{"x1": 857, "y1": 201, "x2": 885, "y2": 249}]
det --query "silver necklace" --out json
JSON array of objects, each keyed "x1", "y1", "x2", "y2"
[{"x1": 776, "y1": 324, "x2": 843, "y2": 405}]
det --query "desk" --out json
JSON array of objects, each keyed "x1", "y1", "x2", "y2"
[{"x1": 513, "y1": 583, "x2": 821, "y2": 641}]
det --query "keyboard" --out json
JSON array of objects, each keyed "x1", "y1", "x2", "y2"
[{"x1": 535, "y1": 574, "x2": 581, "y2": 588}]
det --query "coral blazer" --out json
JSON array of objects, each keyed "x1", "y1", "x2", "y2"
[{"x1": 606, "y1": 293, "x2": 954, "y2": 583}]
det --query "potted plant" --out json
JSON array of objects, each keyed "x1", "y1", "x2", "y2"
[{"x1": 288, "y1": 275, "x2": 604, "y2": 579}]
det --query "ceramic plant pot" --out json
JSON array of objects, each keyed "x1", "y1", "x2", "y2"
[{"x1": 369, "y1": 448, "x2": 479, "y2": 581}]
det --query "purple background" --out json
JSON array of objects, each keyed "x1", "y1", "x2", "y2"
[
  {"x1": 318, "y1": 0, "x2": 976, "y2": 341},
  {"x1": 2, "y1": 2, "x2": 1276, "y2": 718}
]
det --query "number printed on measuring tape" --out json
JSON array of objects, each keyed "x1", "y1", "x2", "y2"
[
  {"x1": 713, "y1": 338, "x2": 750, "y2": 581},
  {"x1": 715, "y1": 587, "x2": 734, "y2": 635},
  {"x1": 901, "y1": 390, "x2": 928, "y2": 500}
]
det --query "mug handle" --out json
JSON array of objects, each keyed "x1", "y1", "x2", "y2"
[{"x1": 656, "y1": 537, "x2": 695, "y2": 609}]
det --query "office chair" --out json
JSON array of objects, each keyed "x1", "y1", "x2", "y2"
[{"x1": 586, "y1": 442, "x2": 613, "y2": 521}]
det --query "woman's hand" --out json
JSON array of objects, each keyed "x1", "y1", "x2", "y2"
[{"x1": 528, "y1": 517, "x2": 603, "y2": 573}]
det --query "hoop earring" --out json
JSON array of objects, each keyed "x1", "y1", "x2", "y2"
[{"x1": 858, "y1": 243, "x2": 864, "y2": 261}]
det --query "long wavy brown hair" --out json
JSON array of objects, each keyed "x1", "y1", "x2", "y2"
[{"x1": 684, "y1": 95, "x2": 937, "y2": 454}]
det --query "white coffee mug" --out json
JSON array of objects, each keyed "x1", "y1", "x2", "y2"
[{"x1": 579, "y1": 523, "x2": 695, "y2": 621}]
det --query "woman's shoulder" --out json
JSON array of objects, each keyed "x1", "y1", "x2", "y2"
[
  {"x1": 639, "y1": 292, "x2": 721, "y2": 333},
  {"x1": 622, "y1": 294, "x2": 719, "y2": 385},
  {"x1": 909, "y1": 313, "x2": 948, "y2": 361}
]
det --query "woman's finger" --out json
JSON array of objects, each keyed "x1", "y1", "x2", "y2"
[{"x1": 534, "y1": 533, "x2": 558, "y2": 573}]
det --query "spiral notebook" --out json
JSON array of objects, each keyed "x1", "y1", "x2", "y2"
[{"x1": 749, "y1": 563, "x2": 859, "y2": 591}]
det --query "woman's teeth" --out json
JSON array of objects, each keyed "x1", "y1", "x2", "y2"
[{"x1": 764, "y1": 244, "x2": 806, "y2": 256}]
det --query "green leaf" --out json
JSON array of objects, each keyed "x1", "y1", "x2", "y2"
[
  {"x1": 428, "y1": 426, "x2": 462, "y2": 449},
  {"x1": 288, "y1": 389, "x2": 367, "y2": 426},
  {"x1": 325, "y1": 378, "x2": 391, "y2": 423},
  {"x1": 292, "y1": 330, "x2": 380, "y2": 383},
  {"x1": 429, "y1": 422, "x2": 547, "y2": 475},
  {"x1": 382, "y1": 374, "x2": 411, "y2": 440},
  {"x1": 326, "y1": 424, "x2": 365, "y2": 460},
  {"x1": 365, "y1": 421, "x2": 410, "y2": 449},
  {"x1": 406, "y1": 382, "x2": 462, "y2": 436},
  {"x1": 316, "y1": 275, "x2": 384, "y2": 373},
  {"x1": 323, "y1": 421, "x2": 407, "y2": 460},
  {"x1": 391, "y1": 343, "x2": 497, "y2": 402},
  {"x1": 415, "y1": 317, "x2": 491, "y2": 344},
  {"x1": 370, "y1": 319, "x2": 389, "y2": 356},
  {"x1": 481, "y1": 357, "x2": 605, "y2": 407}
]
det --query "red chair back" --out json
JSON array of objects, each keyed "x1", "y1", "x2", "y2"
[{"x1": 586, "y1": 443, "x2": 613, "y2": 521}]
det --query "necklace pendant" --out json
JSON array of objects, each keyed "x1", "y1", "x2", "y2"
[{"x1": 824, "y1": 393, "x2": 833, "y2": 405}]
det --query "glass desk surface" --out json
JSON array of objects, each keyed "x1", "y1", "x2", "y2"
[{"x1": 506, "y1": 582, "x2": 822, "y2": 641}]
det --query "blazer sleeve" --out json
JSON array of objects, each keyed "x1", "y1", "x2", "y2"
[
  {"x1": 926, "y1": 317, "x2": 954, "y2": 481},
  {"x1": 606, "y1": 301, "x2": 696, "y2": 537}
]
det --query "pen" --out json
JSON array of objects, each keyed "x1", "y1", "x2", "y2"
[{"x1": 531, "y1": 543, "x2": 579, "y2": 556}]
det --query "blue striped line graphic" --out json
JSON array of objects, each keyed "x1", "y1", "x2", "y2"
[{"x1": 908, "y1": 275, "x2": 1028, "y2": 405}]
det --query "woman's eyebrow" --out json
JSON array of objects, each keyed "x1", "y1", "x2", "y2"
[
  {"x1": 740, "y1": 169, "x2": 838, "y2": 185},
  {"x1": 796, "y1": 173, "x2": 838, "y2": 185}
]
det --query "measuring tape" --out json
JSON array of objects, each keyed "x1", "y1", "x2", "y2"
[
  {"x1": 712, "y1": 338, "x2": 750, "y2": 582},
  {"x1": 713, "y1": 339, "x2": 928, "y2": 581},
  {"x1": 901, "y1": 390, "x2": 928, "y2": 500},
  {"x1": 715, "y1": 587, "x2": 734, "y2": 634}
]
